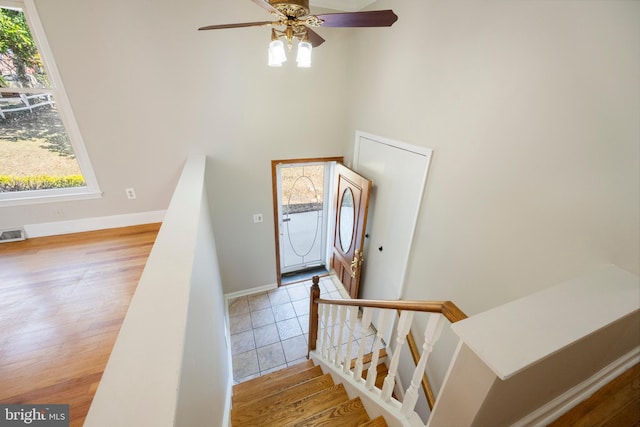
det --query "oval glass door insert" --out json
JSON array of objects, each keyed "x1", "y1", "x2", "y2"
[
  {"x1": 286, "y1": 175, "x2": 321, "y2": 257},
  {"x1": 339, "y1": 187, "x2": 355, "y2": 252}
]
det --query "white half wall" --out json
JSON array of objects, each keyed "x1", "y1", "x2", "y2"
[
  {"x1": 85, "y1": 155, "x2": 231, "y2": 427},
  {"x1": 428, "y1": 265, "x2": 640, "y2": 426}
]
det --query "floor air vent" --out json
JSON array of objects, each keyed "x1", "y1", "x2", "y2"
[{"x1": 0, "y1": 228, "x2": 26, "y2": 243}]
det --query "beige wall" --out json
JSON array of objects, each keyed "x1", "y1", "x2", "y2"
[
  {"x1": 4, "y1": 0, "x2": 637, "y2": 303},
  {"x1": 4, "y1": 0, "x2": 353, "y2": 292},
  {"x1": 346, "y1": 0, "x2": 639, "y2": 311},
  {"x1": 345, "y1": 0, "x2": 639, "y2": 389}
]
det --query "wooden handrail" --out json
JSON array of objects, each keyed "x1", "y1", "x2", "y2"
[
  {"x1": 314, "y1": 297, "x2": 467, "y2": 324},
  {"x1": 308, "y1": 276, "x2": 468, "y2": 413}
]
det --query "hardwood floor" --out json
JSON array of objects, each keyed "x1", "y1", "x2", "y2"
[
  {"x1": 549, "y1": 363, "x2": 640, "y2": 427},
  {"x1": 1, "y1": 223, "x2": 637, "y2": 426},
  {"x1": 0, "y1": 224, "x2": 160, "y2": 427}
]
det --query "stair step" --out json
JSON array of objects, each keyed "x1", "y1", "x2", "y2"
[
  {"x1": 231, "y1": 373, "x2": 335, "y2": 424},
  {"x1": 349, "y1": 348, "x2": 388, "y2": 370},
  {"x1": 360, "y1": 415, "x2": 389, "y2": 426},
  {"x1": 234, "y1": 359, "x2": 314, "y2": 397},
  {"x1": 233, "y1": 364, "x2": 323, "y2": 406},
  {"x1": 292, "y1": 397, "x2": 371, "y2": 426},
  {"x1": 243, "y1": 383, "x2": 349, "y2": 426},
  {"x1": 362, "y1": 362, "x2": 388, "y2": 389}
]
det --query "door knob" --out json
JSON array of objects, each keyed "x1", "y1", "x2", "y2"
[{"x1": 350, "y1": 249, "x2": 363, "y2": 278}]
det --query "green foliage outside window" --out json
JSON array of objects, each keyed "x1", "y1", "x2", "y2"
[
  {"x1": 0, "y1": 175, "x2": 86, "y2": 192},
  {"x1": 0, "y1": 8, "x2": 42, "y2": 87}
]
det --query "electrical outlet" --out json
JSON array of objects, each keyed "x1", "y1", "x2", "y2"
[
  {"x1": 125, "y1": 188, "x2": 136, "y2": 199},
  {"x1": 253, "y1": 213, "x2": 263, "y2": 223}
]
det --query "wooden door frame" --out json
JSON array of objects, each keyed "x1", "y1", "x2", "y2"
[{"x1": 271, "y1": 156, "x2": 344, "y2": 286}]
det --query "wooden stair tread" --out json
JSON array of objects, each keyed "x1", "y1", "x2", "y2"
[
  {"x1": 231, "y1": 373, "x2": 335, "y2": 423},
  {"x1": 232, "y1": 364, "x2": 323, "y2": 406},
  {"x1": 362, "y1": 362, "x2": 388, "y2": 389},
  {"x1": 231, "y1": 360, "x2": 390, "y2": 427},
  {"x1": 233, "y1": 359, "x2": 314, "y2": 397},
  {"x1": 360, "y1": 415, "x2": 389, "y2": 426},
  {"x1": 292, "y1": 397, "x2": 371, "y2": 426},
  {"x1": 235, "y1": 383, "x2": 350, "y2": 427},
  {"x1": 349, "y1": 348, "x2": 388, "y2": 370}
]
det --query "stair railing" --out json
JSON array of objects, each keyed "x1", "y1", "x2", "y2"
[{"x1": 307, "y1": 276, "x2": 467, "y2": 419}]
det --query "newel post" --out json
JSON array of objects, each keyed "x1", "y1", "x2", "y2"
[{"x1": 307, "y1": 275, "x2": 321, "y2": 357}]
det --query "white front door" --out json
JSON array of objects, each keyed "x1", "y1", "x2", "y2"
[{"x1": 275, "y1": 161, "x2": 334, "y2": 276}]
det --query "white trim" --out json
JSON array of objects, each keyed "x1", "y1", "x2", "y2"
[
  {"x1": 0, "y1": 188, "x2": 102, "y2": 206},
  {"x1": 223, "y1": 375, "x2": 233, "y2": 427},
  {"x1": 24, "y1": 210, "x2": 165, "y2": 238},
  {"x1": 224, "y1": 283, "x2": 278, "y2": 301},
  {"x1": 224, "y1": 283, "x2": 278, "y2": 300},
  {"x1": 223, "y1": 294, "x2": 234, "y2": 427},
  {"x1": 512, "y1": 347, "x2": 640, "y2": 427}
]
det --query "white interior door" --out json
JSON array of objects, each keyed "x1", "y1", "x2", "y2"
[{"x1": 353, "y1": 131, "x2": 433, "y2": 301}]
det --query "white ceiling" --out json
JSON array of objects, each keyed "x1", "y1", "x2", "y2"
[{"x1": 310, "y1": 0, "x2": 376, "y2": 12}]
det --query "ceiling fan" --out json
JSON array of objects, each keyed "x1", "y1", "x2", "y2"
[{"x1": 198, "y1": 0, "x2": 398, "y2": 67}]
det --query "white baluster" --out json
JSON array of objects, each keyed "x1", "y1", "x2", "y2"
[
  {"x1": 334, "y1": 305, "x2": 347, "y2": 368},
  {"x1": 354, "y1": 307, "x2": 373, "y2": 381},
  {"x1": 366, "y1": 309, "x2": 392, "y2": 390},
  {"x1": 321, "y1": 303, "x2": 331, "y2": 359},
  {"x1": 343, "y1": 306, "x2": 359, "y2": 374},
  {"x1": 316, "y1": 303, "x2": 324, "y2": 353},
  {"x1": 328, "y1": 304, "x2": 338, "y2": 363},
  {"x1": 381, "y1": 310, "x2": 414, "y2": 401},
  {"x1": 401, "y1": 313, "x2": 445, "y2": 415}
]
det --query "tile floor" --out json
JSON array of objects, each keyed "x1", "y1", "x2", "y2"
[{"x1": 228, "y1": 275, "x2": 376, "y2": 384}]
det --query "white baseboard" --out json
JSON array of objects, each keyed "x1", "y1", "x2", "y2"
[
  {"x1": 224, "y1": 283, "x2": 278, "y2": 301},
  {"x1": 24, "y1": 210, "x2": 166, "y2": 238},
  {"x1": 223, "y1": 369, "x2": 233, "y2": 427},
  {"x1": 513, "y1": 346, "x2": 640, "y2": 427}
]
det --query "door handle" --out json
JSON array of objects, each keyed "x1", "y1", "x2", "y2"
[{"x1": 350, "y1": 249, "x2": 364, "y2": 278}]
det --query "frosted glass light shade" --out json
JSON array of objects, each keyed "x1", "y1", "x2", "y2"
[
  {"x1": 296, "y1": 41, "x2": 312, "y2": 68},
  {"x1": 268, "y1": 40, "x2": 286, "y2": 66}
]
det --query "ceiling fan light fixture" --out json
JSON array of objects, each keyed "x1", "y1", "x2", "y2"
[
  {"x1": 268, "y1": 39, "x2": 287, "y2": 66},
  {"x1": 199, "y1": 1, "x2": 399, "y2": 69},
  {"x1": 296, "y1": 41, "x2": 312, "y2": 68}
]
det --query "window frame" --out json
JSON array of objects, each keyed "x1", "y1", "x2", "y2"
[{"x1": 0, "y1": 0, "x2": 101, "y2": 206}]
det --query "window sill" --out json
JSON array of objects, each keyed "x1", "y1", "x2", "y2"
[{"x1": 0, "y1": 188, "x2": 103, "y2": 207}]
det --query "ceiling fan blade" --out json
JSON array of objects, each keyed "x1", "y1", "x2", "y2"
[
  {"x1": 315, "y1": 10, "x2": 398, "y2": 28},
  {"x1": 250, "y1": 0, "x2": 283, "y2": 16},
  {"x1": 198, "y1": 21, "x2": 276, "y2": 31},
  {"x1": 305, "y1": 28, "x2": 325, "y2": 47}
]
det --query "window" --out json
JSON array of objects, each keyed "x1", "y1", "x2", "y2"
[{"x1": 0, "y1": 0, "x2": 100, "y2": 206}]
